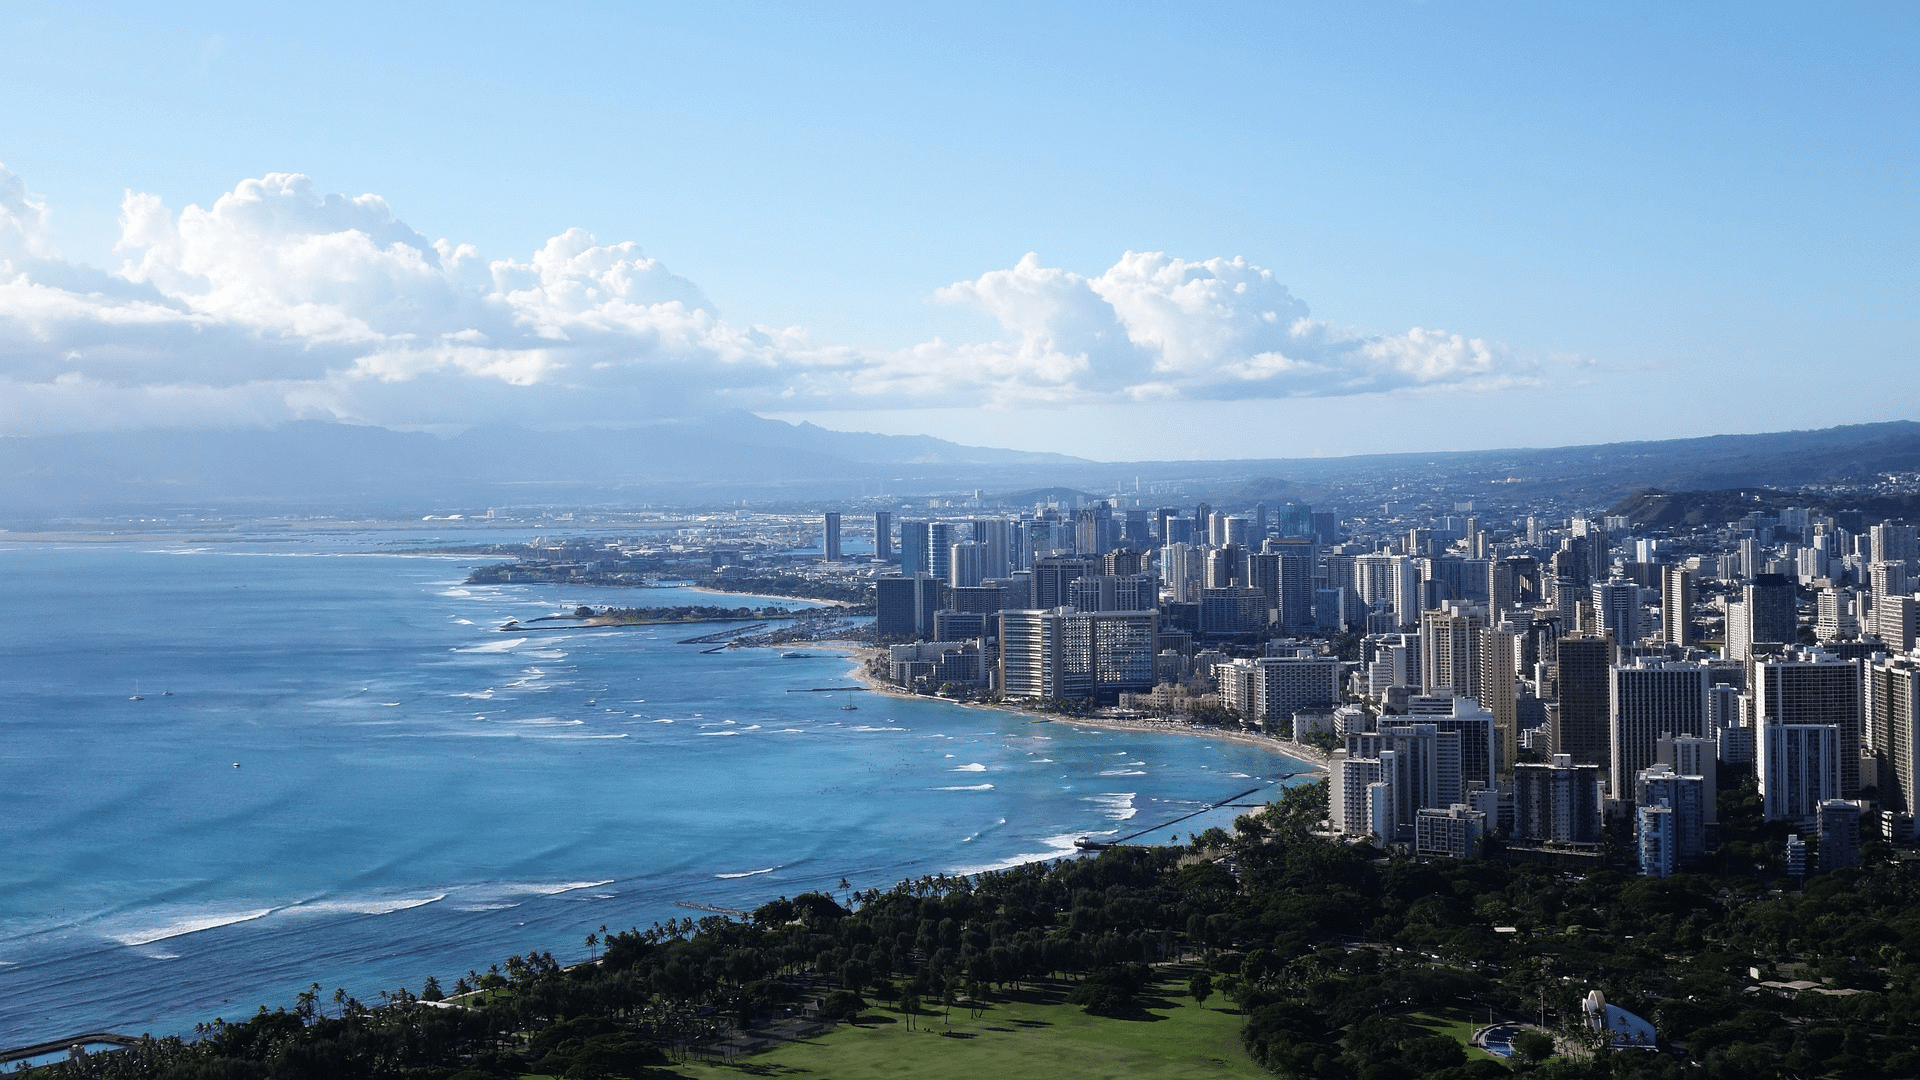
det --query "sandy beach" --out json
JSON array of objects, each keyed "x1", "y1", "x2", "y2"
[{"x1": 822, "y1": 643, "x2": 1329, "y2": 774}]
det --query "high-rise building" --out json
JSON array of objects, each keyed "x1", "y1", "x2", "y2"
[
  {"x1": 1421, "y1": 606, "x2": 1483, "y2": 696},
  {"x1": 1593, "y1": 578, "x2": 1644, "y2": 649},
  {"x1": 1411, "y1": 694, "x2": 1499, "y2": 794},
  {"x1": 1414, "y1": 804, "x2": 1487, "y2": 859},
  {"x1": 1758, "y1": 722, "x2": 1841, "y2": 823},
  {"x1": 822, "y1": 512, "x2": 842, "y2": 563},
  {"x1": 948, "y1": 541, "x2": 988, "y2": 588},
  {"x1": 1489, "y1": 555, "x2": 1540, "y2": 616},
  {"x1": 1870, "y1": 562, "x2": 1916, "y2": 649},
  {"x1": 1870, "y1": 522, "x2": 1918, "y2": 571},
  {"x1": 1075, "y1": 503, "x2": 1115, "y2": 555},
  {"x1": 1159, "y1": 543, "x2": 1201, "y2": 603},
  {"x1": 899, "y1": 521, "x2": 931, "y2": 579},
  {"x1": 1816, "y1": 586, "x2": 1859, "y2": 640},
  {"x1": 1754, "y1": 646, "x2": 1864, "y2": 797},
  {"x1": 1279, "y1": 504, "x2": 1315, "y2": 539},
  {"x1": 1555, "y1": 634, "x2": 1615, "y2": 769},
  {"x1": 1817, "y1": 799, "x2": 1863, "y2": 872},
  {"x1": 1635, "y1": 763, "x2": 1707, "y2": 861},
  {"x1": 947, "y1": 585, "x2": 1010, "y2": 614},
  {"x1": 874, "y1": 511, "x2": 894, "y2": 562},
  {"x1": 1513, "y1": 754, "x2": 1604, "y2": 844},
  {"x1": 1867, "y1": 652, "x2": 1920, "y2": 814},
  {"x1": 1745, "y1": 573, "x2": 1798, "y2": 650},
  {"x1": 1609, "y1": 660, "x2": 1710, "y2": 800},
  {"x1": 1309, "y1": 511, "x2": 1339, "y2": 545},
  {"x1": 1336, "y1": 723, "x2": 1464, "y2": 840},
  {"x1": 1199, "y1": 587, "x2": 1270, "y2": 635},
  {"x1": 1153, "y1": 507, "x2": 1179, "y2": 544},
  {"x1": 1661, "y1": 566, "x2": 1693, "y2": 647},
  {"x1": 1476, "y1": 625, "x2": 1520, "y2": 777},
  {"x1": 970, "y1": 518, "x2": 1011, "y2": 580},
  {"x1": 999, "y1": 608, "x2": 1157, "y2": 702},
  {"x1": 1657, "y1": 733, "x2": 1720, "y2": 824},
  {"x1": 876, "y1": 576, "x2": 942, "y2": 641},
  {"x1": 1637, "y1": 803, "x2": 1678, "y2": 878},
  {"x1": 1274, "y1": 539, "x2": 1316, "y2": 633},
  {"x1": 929, "y1": 523, "x2": 957, "y2": 584},
  {"x1": 1030, "y1": 555, "x2": 1095, "y2": 610},
  {"x1": 1067, "y1": 573, "x2": 1157, "y2": 612}
]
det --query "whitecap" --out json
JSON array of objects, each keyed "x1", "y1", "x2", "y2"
[
  {"x1": 1099, "y1": 769, "x2": 1148, "y2": 777},
  {"x1": 1088, "y1": 793, "x2": 1138, "y2": 821},
  {"x1": 701, "y1": 731, "x2": 740, "y2": 737},
  {"x1": 501, "y1": 880, "x2": 614, "y2": 896},
  {"x1": 113, "y1": 908, "x2": 276, "y2": 947},
  {"x1": 542, "y1": 733, "x2": 630, "y2": 740},
  {"x1": 452, "y1": 690, "x2": 496, "y2": 700},
  {"x1": 953, "y1": 763, "x2": 987, "y2": 773},
  {"x1": 454, "y1": 639, "x2": 524, "y2": 654},
  {"x1": 933, "y1": 783, "x2": 994, "y2": 791},
  {"x1": 715, "y1": 867, "x2": 777, "y2": 880},
  {"x1": 852, "y1": 725, "x2": 910, "y2": 733},
  {"x1": 513, "y1": 717, "x2": 583, "y2": 726},
  {"x1": 286, "y1": 894, "x2": 445, "y2": 917},
  {"x1": 947, "y1": 832, "x2": 1092, "y2": 876},
  {"x1": 651, "y1": 718, "x2": 675, "y2": 724}
]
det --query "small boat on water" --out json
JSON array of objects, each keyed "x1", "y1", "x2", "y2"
[{"x1": 781, "y1": 651, "x2": 814, "y2": 659}]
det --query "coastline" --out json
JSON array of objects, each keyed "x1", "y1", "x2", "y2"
[{"x1": 819, "y1": 643, "x2": 1329, "y2": 775}]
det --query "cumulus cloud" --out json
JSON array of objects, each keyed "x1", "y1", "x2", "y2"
[
  {"x1": 892, "y1": 251, "x2": 1508, "y2": 405},
  {"x1": 0, "y1": 162, "x2": 1521, "y2": 435}
]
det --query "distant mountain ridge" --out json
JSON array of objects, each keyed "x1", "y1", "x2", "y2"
[{"x1": 0, "y1": 416, "x2": 1914, "y2": 522}]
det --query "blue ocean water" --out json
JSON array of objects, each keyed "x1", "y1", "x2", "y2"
[{"x1": 0, "y1": 536, "x2": 1310, "y2": 1044}]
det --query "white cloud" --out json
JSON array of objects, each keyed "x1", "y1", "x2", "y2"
[{"x1": 0, "y1": 162, "x2": 1523, "y2": 435}]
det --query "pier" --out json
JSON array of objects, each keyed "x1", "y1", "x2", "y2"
[{"x1": 2, "y1": 1033, "x2": 141, "y2": 1067}]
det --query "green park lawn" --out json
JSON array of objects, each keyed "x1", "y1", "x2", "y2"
[
  {"x1": 1404, "y1": 1007, "x2": 1506, "y2": 1063},
  {"x1": 566, "y1": 971, "x2": 1267, "y2": 1080}
]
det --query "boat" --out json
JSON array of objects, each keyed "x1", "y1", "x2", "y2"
[
  {"x1": 781, "y1": 651, "x2": 814, "y2": 659},
  {"x1": 128, "y1": 694, "x2": 144, "y2": 701}
]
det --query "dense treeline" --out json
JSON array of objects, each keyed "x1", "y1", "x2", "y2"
[{"x1": 32, "y1": 780, "x2": 1920, "y2": 1080}]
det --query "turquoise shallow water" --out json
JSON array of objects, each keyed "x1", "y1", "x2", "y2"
[{"x1": 0, "y1": 534, "x2": 1309, "y2": 1044}]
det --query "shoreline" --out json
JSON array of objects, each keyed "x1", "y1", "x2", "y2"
[{"x1": 817, "y1": 642, "x2": 1329, "y2": 775}]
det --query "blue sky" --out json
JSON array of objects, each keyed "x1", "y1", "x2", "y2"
[{"x1": 0, "y1": 2, "x2": 1912, "y2": 459}]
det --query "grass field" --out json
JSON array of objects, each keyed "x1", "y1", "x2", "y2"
[
  {"x1": 511, "y1": 973, "x2": 1512, "y2": 1079},
  {"x1": 627, "y1": 971, "x2": 1266, "y2": 1080},
  {"x1": 1405, "y1": 1007, "x2": 1506, "y2": 1062}
]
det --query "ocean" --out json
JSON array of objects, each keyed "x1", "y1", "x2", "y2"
[{"x1": 0, "y1": 533, "x2": 1311, "y2": 1045}]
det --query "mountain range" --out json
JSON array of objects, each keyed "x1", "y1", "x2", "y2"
[{"x1": 1, "y1": 414, "x2": 1916, "y2": 523}]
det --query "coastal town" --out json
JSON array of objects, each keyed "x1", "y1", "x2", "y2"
[{"x1": 464, "y1": 478, "x2": 1920, "y2": 888}]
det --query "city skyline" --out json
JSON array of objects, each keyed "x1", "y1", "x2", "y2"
[{"x1": 1, "y1": 3, "x2": 1914, "y2": 459}]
